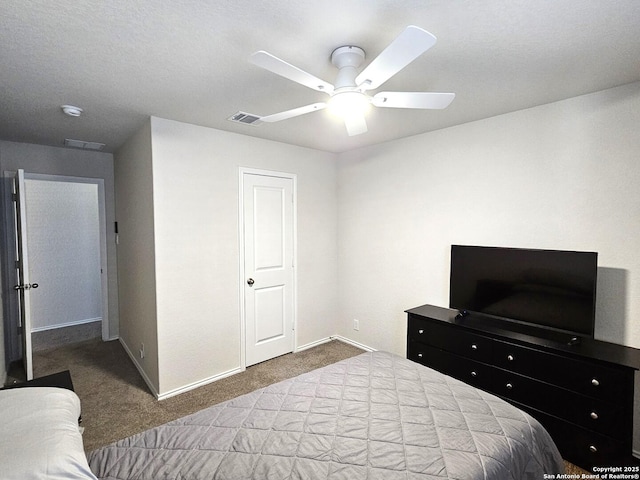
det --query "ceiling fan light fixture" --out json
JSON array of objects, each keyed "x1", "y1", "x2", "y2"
[{"x1": 328, "y1": 91, "x2": 371, "y2": 118}]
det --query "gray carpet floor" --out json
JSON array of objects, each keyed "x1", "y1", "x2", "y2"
[{"x1": 33, "y1": 338, "x2": 364, "y2": 452}]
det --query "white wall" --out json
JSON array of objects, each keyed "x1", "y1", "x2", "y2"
[
  {"x1": 336, "y1": 81, "x2": 640, "y2": 451},
  {"x1": 113, "y1": 121, "x2": 160, "y2": 392},
  {"x1": 25, "y1": 180, "x2": 101, "y2": 331},
  {"x1": 115, "y1": 117, "x2": 339, "y2": 397}
]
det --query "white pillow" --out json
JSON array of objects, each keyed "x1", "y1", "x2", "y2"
[{"x1": 0, "y1": 387, "x2": 97, "y2": 480}]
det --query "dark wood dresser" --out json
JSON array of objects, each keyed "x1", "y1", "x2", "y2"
[{"x1": 406, "y1": 304, "x2": 640, "y2": 470}]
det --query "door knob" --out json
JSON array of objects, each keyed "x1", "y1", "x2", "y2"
[
  {"x1": 14, "y1": 283, "x2": 38, "y2": 290},
  {"x1": 247, "y1": 278, "x2": 255, "y2": 286}
]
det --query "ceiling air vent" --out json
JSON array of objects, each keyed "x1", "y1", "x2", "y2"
[
  {"x1": 228, "y1": 111, "x2": 262, "y2": 126},
  {"x1": 64, "y1": 138, "x2": 106, "y2": 151}
]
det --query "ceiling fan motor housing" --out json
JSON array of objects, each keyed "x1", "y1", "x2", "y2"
[{"x1": 331, "y1": 46, "x2": 365, "y2": 90}]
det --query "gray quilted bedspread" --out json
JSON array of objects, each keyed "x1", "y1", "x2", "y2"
[{"x1": 88, "y1": 351, "x2": 564, "y2": 479}]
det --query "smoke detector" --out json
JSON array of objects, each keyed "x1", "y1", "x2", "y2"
[{"x1": 61, "y1": 105, "x2": 83, "y2": 117}]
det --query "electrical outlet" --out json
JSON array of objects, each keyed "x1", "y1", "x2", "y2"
[
  {"x1": 139, "y1": 343, "x2": 145, "y2": 359},
  {"x1": 353, "y1": 319, "x2": 360, "y2": 331}
]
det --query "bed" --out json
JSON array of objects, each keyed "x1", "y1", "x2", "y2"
[
  {"x1": 88, "y1": 351, "x2": 564, "y2": 479},
  {"x1": 0, "y1": 386, "x2": 97, "y2": 480}
]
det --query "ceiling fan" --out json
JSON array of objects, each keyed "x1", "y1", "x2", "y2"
[{"x1": 246, "y1": 26, "x2": 455, "y2": 136}]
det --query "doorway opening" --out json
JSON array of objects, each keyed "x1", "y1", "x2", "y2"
[{"x1": 3, "y1": 171, "x2": 109, "y2": 381}]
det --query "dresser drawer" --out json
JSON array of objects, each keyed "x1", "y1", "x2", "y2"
[
  {"x1": 408, "y1": 341, "x2": 494, "y2": 392},
  {"x1": 490, "y1": 369, "x2": 628, "y2": 439},
  {"x1": 408, "y1": 314, "x2": 494, "y2": 364},
  {"x1": 517, "y1": 404, "x2": 632, "y2": 469},
  {"x1": 491, "y1": 340, "x2": 632, "y2": 403},
  {"x1": 409, "y1": 341, "x2": 628, "y2": 439}
]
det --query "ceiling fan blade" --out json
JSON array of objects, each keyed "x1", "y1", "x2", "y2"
[
  {"x1": 372, "y1": 91, "x2": 455, "y2": 109},
  {"x1": 356, "y1": 26, "x2": 437, "y2": 91},
  {"x1": 260, "y1": 103, "x2": 327, "y2": 123},
  {"x1": 344, "y1": 113, "x2": 368, "y2": 136},
  {"x1": 250, "y1": 51, "x2": 334, "y2": 95}
]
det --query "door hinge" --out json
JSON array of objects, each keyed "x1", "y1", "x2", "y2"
[
  {"x1": 15, "y1": 260, "x2": 20, "y2": 269},
  {"x1": 17, "y1": 325, "x2": 23, "y2": 334},
  {"x1": 12, "y1": 193, "x2": 17, "y2": 202}
]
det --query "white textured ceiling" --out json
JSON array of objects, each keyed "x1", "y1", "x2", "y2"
[{"x1": 1, "y1": 0, "x2": 639, "y2": 153}]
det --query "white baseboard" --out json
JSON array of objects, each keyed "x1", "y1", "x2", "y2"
[
  {"x1": 119, "y1": 338, "x2": 246, "y2": 400},
  {"x1": 159, "y1": 335, "x2": 373, "y2": 400},
  {"x1": 119, "y1": 334, "x2": 373, "y2": 401},
  {"x1": 296, "y1": 337, "x2": 332, "y2": 352},
  {"x1": 158, "y1": 366, "x2": 245, "y2": 401},
  {"x1": 297, "y1": 335, "x2": 376, "y2": 353},
  {"x1": 31, "y1": 317, "x2": 101, "y2": 333},
  {"x1": 118, "y1": 337, "x2": 159, "y2": 399},
  {"x1": 330, "y1": 335, "x2": 376, "y2": 352}
]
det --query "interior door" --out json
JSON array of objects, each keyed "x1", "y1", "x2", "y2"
[
  {"x1": 13, "y1": 169, "x2": 36, "y2": 380},
  {"x1": 243, "y1": 171, "x2": 295, "y2": 366}
]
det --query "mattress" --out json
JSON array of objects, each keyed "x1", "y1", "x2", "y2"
[{"x1": 88, "y1": 351, "x2": 564, "y2": 479}]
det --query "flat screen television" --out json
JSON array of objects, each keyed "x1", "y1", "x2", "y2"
[{"x1": 449, "y1": 245, "x2": 598, "y2": 337}]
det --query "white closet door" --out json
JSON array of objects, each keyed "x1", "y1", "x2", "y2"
[{"x1": 242, "y1": 171, "x2": 295, "y2": 366}]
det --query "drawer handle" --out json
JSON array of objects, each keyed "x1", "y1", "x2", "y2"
[
  {"x1": 591, "y1": 378, "x2": 600, "y2": 387},
  {"x1": 471, "y1": 371, "x2": 477, "y2": 377},
  {"x1": 589, "y1": 445, "x2": 598, "y2": 454},
  {"x1": 506, "y1": 383, "x2": 513, "y2": 390},
  {"x1": 507, "y1": 354, "x2": 515, "y2": 361},
  {"x1": 417, "y1": 353, "x2": 423, "y2": 358},
  {"x1": 418, "y1": 329, "x2": 424, "y2": 334},
  {"x1": 471, "y1": 344, "x2": 478, "y2": 351},
  {"x1": 590, "y1": 411, "x2": 599, "y2": 420}
]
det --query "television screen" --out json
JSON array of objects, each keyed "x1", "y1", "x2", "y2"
[{"x1": 449, "y1": 245, "x2": 598, "y2": 337}]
